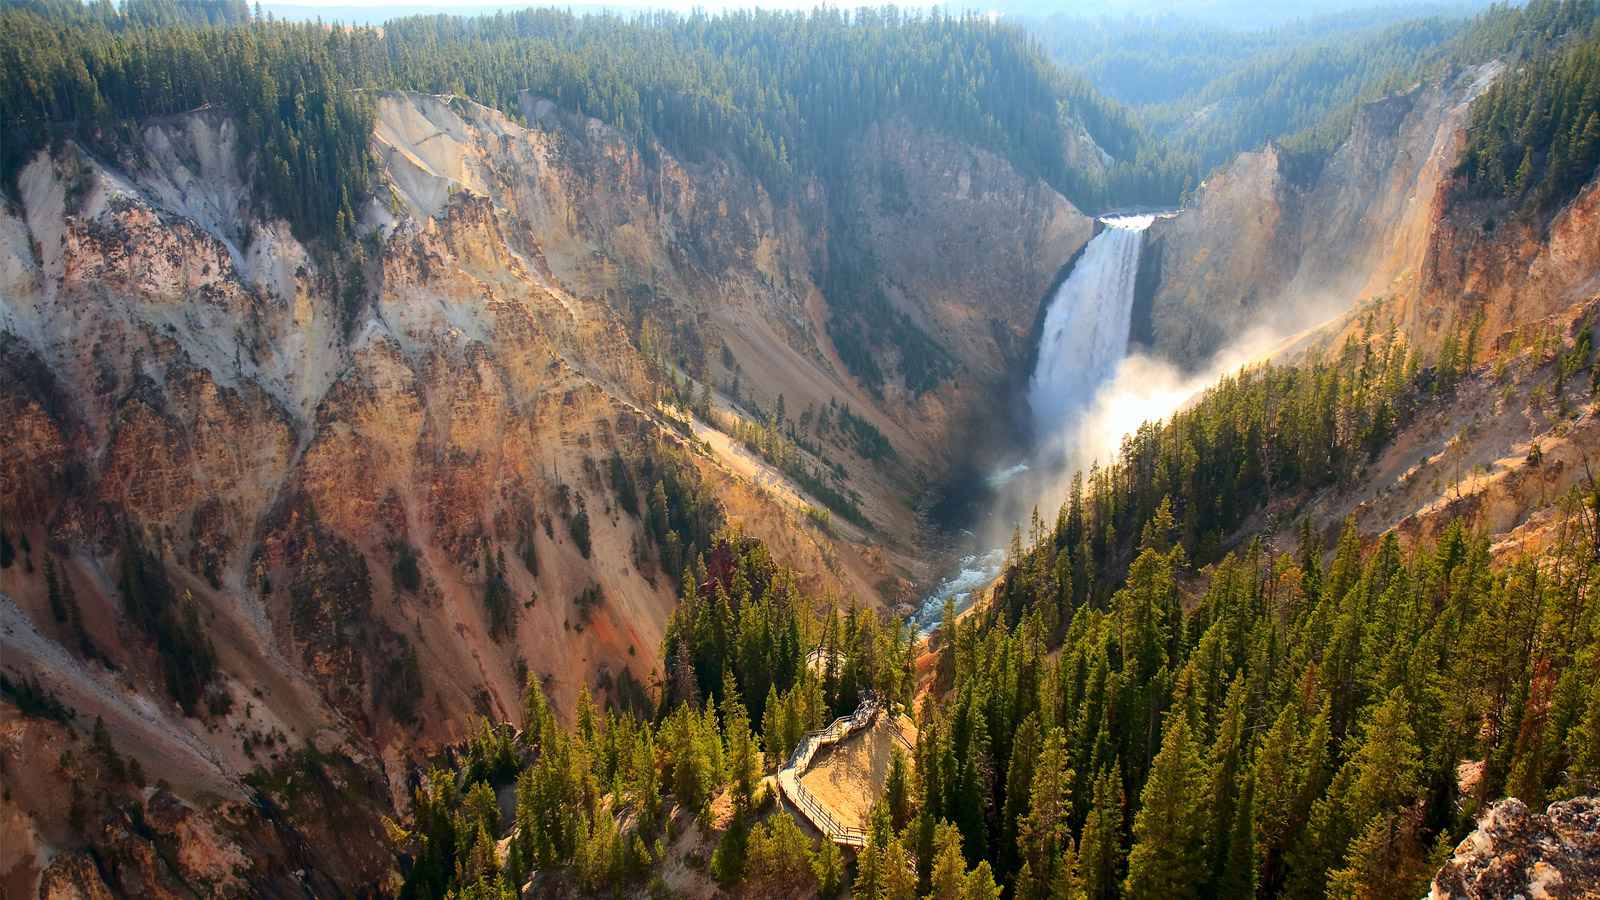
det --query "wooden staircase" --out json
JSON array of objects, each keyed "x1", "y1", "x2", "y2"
[{"x1": 775, "y1": 695, "x2": 881, "y2": 848}]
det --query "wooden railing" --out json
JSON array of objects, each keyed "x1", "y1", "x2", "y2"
[{"x1": 775, "y1": 695, "x2": 880, "y2": 848}]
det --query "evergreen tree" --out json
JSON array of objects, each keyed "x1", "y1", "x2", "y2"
[
  {"x1": 853, "y1": 802, "x2": 894, "y2": 900},
  {"x1": 663, "y1": 702, "x2": 713, "y2": 816},
  {"x1": 1079, "y1": 763, "x2": 1125, "y2": 900},
  {"x1": 882, "y1": 836, "x2": 918, "y2": 900},
  {"x1": 886, "y1": 747, "x2": 913, "y2": 832},
  {"x1": 1124, "y1": 714, "x2": 1208, "y2": 898},
  {"x1": 744, "y1": 814, "x2": 817, "y2": 895},
  {"x1": 930, "y1": 820, "x2": 971, "y2": 900},
  {"x1": 721, "y1": 673, "x2": 760, "y2": 813},
  {"x1": 813, "y1": 833, "x2": 846, "y2": 898},
  {"x1": 963, "y1": 861, "x2": 1004, "y2": 900},
  {"x1": 1326, "y1": 809, "x2": 1434, "y2": 900},
  {"x1": 1017, "y1": 728, "x2": 1074, "y2": 897}
]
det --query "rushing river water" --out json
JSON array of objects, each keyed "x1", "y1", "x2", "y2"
[
  {"x1": 909, "y1": 548, "x2": 1008, "y2": 636},
  {"x1": 909, "y1": 215, "x2": 1157, "y2": 636}
]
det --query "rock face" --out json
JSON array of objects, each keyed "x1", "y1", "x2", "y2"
[
  {"x1": 1129, "y1": 60, "x2": 1600, "y2": 567},
  {"x1": 1138, "y1": 63, "x2": 1513, "y2": 367},
  {"x1": 0, "y1": 92, "x2": 1090, "y2": 893},
  {"x1": 1408, "y1": 169, "x2": 1600, "y2": 358},
  {"x1": 1430, "y1": 797, "x2": 1600, "y2": 900},
  {"x1": 1142, "y1": 59, "x2": 1600, "y2": 380}
]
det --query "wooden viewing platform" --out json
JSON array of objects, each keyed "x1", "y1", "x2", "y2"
[{"x1": 774, "y1": 694, "x2": 892, "y2": 848}]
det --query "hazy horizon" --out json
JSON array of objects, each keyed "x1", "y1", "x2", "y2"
[{"x1": 253, "y1": 0, "x2": 1491, "y2": 28}]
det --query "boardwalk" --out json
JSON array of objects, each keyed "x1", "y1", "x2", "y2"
[{"x1": 775, "y1": 695, "x2": 881, "y2": 847}]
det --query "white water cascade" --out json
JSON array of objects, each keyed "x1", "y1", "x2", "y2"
[
  {"x1": 1028, "y1": 214, "x2": 1155, "y2": 446},
  {"x1": 910, "y1": 214, "x2": 1156, "y2": 636}
]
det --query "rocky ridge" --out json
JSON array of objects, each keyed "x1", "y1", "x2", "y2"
[
  {"x1": 1430, "y1": 796, "x2": 1600, "y2": 899},
  {"x1": 1137, "y1": 63, "x2": 1509, "y2": 367}
]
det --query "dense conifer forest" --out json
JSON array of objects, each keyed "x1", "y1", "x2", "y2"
[
  {"x1": 1457, "y1": 22, "x2": 1600, "y2": 216},
  {"x1": 3, "y1": 0, "x2": 1593, "y2": 233},
  {"x1": 1035, "y1": 0, "x2": 1599, "y2": 177},
  {"x1": 392, "y1": 530, "x2": 919, "y2": 899},
  {"x1": 4, "y1": 2, "x2": 1600, "y2": 897},
  {"x1": 376, "y1": 310, "x2": 1600, "y2": 900},
  {"x1": 0, "y1": 0, "x2": 1186, "y2": 247},
  {"x1": 958, "y1": 320, "x2": 1600, "y2": 899}
]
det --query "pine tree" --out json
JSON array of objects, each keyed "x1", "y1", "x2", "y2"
[
  {"x1": 1564, "y1": 676, "x2": 1600, "y2": 796},
  {"x1": 576, "y1": 806, "x2": 621, "y2": 892},
  {"x1": 930, "y1": 820, "x2": 970, "y2": 900},
  {"x1": 630, "y1": 729, "x2": 661, "y2": 837},
  {"x1": 1281, "y1": 688, "x2": 1429, "y2": 898},
  {"x1": 963, "y1": 861, "x2": 1004, "y2": 900},
  {"x1": 1345, "y1": 689, "x2": 1422, "y2": 824},
  {"x1": 44, "y1": 556, "x2": 66, "y2": 623},
  {"x1": 461, "y1": 820, "x2": 498, "y2": 885},
  {"x1": 1124, "y1": 714, "x2": 1208, "y2": 899},
  {"x1": 522, "y1": 673, "x2": 554, "y2": 752},
  {"x1": 724, "y1": 689, "x2": 760, "y2": 813},
  {"x1": 1049, "y1": 845, "x2": 1088, "y2": 900},
  {"x1": 882, "y1": 836, "x2": 918, "y2": 900},
  {"x1": 762, "y1": 683, "x2": 784, "y2": 769},
  {"x1": 744, "y1": 814, "x2": 817, "y2": 894},
  {"x1": 886, "y1": 747, "x2": 912, "y2": 832},
  {"x1": 710, "y1": 814, "x2": 750, "y2": 885},
  {"x1": 1018, "y1": 728, "x2": 1073, "y2": 895},
  {"x1": 1203, "y1": 679, "x2": 1248, "y2": 892},
  {"x1": 854, "y1": 802, "x2": 892, "y2": 900},
  {"x1": 1000, "y1": 713, "x2": 1043, "y2": 880},
  {"x1": 1326, "y1": 808, "x2": 1434, "y2": 900},
  {"x1": 664, "y1": 703, "x2": 712, "y2": 816},
  {"x1": 1079, "y1": 763, "x2": 1124, "y2": 900},
  {"x1": 813, "y1": 833, "x2": 846, "y2": 898},
  {"x1": 575, "y1": 683, "x2": 597, "y2": 750},
  {"x1": 946, "y1": 689, "x2": 992, "y2": 863}
]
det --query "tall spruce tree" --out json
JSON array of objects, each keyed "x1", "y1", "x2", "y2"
[{"x1": 1124, "y1": 714, "x2": 1209, "y2": 898}]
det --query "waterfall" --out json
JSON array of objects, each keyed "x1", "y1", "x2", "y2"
[
  {"x1": 910, "y1": 215, "x2": 1156, "y2": 635},
  {"x1": 1028, "y1": 214, "x2": 1155, "y2": 444},
  {"x1": 915, "y1": 212, "x2": 1152, "y2": 634}
]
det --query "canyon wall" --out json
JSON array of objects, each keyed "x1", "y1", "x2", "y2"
[
  {"x1": 1134, "y1": 63, "x2": 1556, "y2": 367},
  {"x1": 1133, "y1": 63, "x2": 1600, "y2": 582},
  {"x1": 0, "y1": 93, "x2": 1089, "y2": 894}
]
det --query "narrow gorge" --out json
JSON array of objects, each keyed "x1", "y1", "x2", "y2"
[{"x1": 913, "y1": 214, "x2": 1159, "y2": 632}]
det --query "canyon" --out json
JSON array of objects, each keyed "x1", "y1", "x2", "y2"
[
  {"x1": 0, "y1": 87, "x2": 1096, "y2": 893},
  {"x1": 3, "y1": 39, "x2": 1599, "y2": 900}
]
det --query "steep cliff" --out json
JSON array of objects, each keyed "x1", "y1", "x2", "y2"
[
  {"x1": 0, "y1": 92, "x2": 1090, "y2": 893},
  {"x1": 1137, "y1": 63, "x2": 1509, "y2": 366},
  {"x1": 1128, "y1": 56, "x2": 1600, "y2": 564}
]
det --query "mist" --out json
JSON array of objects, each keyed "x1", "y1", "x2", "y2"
[{"x1": 986, "y1": 323, "x2": 1297, "y2": 552}]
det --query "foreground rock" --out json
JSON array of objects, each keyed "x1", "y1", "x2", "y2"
[{"x1": 1429, "y1": 796, "x2": 1600, "y2": 899}]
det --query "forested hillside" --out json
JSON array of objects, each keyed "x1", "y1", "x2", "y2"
[
  {"x1": 929, "y1": 505, "x2": 1599, "y2": 899},
  {"x1": 380, "y1": 306, "x2": 1600, "y2": 899},
  {"x1": 913, "y1": 316, "x2": 1600, "y2": 899},
  {"x1": 390, "y1": 532, "x2": 919, "y2": 899},
  {"x1": 3, "y1": 1, "x2": 1599, "y2": 897},
  {"x1": 1034, "y1": 0, "x2": 1598, "y2": 177},
  {"x1": 371, "y1": 307, "x2": 1600, "y2": 900},
  {"x1": 1456, "y1": 22, "x2": 1600, "y2": 216},
  {"x1": 1, "y1": 2, "x2": 1184, "y2": 247}
]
